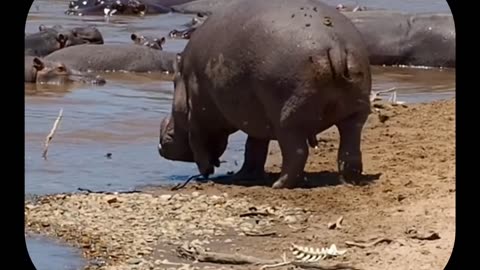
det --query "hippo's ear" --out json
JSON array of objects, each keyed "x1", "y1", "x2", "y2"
[
  {"x1": 158, "y1": 37, "x2": 166, "y2": 46},
  {"x1": 130, "y1": 33, "x2": 138, "y2": 41},
  {"x1": 56, "y1": 33, "x2": 67, "y2": 47},
  {"x1": 38, "y1": 24, "x2": 47, "y2": 31},
  {"x1": 33, "y1": 57, "x2": 45, "y2": 71}
]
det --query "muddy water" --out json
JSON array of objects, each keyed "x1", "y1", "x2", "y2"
[{"x1": 25, "y1": 0, "x2": 454, "y2": 269}]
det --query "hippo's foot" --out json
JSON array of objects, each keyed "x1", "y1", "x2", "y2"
[
  {"x1": 272, "y1": 130, "x2": 309, "y2": 189},
  {"x1": 336, "y1": 110, "x2": 369, "y2": 185},
  {"x1": 236, "y1": 136, "x2": 269, "y2": 183}
]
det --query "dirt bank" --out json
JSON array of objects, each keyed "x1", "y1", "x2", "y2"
[{"x1": 26, "y1": 98, "x2": 455, "y2": 270}]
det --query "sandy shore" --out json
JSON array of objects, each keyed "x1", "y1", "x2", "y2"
[{"x1": 26, "y1": 98, "x2": 455, "y2": 270}]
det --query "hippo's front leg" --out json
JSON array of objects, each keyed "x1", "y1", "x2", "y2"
[
  {"x1": 272, "y1": 130, "x2": 309, "y2": 189},
  {"x1": 336, "y1": 110, "x2": 369, "y2": 183},
  {"x1": 232, "y1": 136, "x2": 269, "y2": 182}
]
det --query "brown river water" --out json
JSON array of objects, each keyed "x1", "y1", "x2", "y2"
[{"x1": 25, "y1": 0, "x2": 454, "y2": 269}]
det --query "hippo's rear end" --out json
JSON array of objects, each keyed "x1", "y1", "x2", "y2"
[{"x1": 183, "y1": 0, "x2": 372, "y2": 137}]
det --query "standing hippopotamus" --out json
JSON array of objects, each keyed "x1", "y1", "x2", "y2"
[
  {"x1": 44, "y1": 44, "x2": 177, "y2": 73},
  {"x1": 343, "y1": 11, "x2": 455, "y2": 68},
  {"x1": 158, "y1": 0, "x2": 372, "y2": 189},
  {"x1": 25, "y1": 25, "x2": 104, "y2": 57},
  {"x1": 66, "y1": 0, "x2": 196, "y2": 16},
  {"x1": 25, "y1": 56, "x2": 106, "y2": 85}
]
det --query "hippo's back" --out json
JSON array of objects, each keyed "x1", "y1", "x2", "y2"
[
  {"x1": 181, "y1": 0, "x2": 371, "y2": 138},
  {"x1": 183, "y1": 0, "x2": 369, "y2": 86},
  {"x1": 45, "y1": 44, "x2": 176, "y2": 72}
]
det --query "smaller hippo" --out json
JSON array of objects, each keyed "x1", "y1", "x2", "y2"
[
  {"x1": 25, "y1": 25, "x2": 104, "y2": 57},
  {"x1": 25, "y1": 56, "x2": 106, "y2": 85},
  {"x1": 44, "y1": 44, "x2": 177, "y2": 73},
  {"x1": 39, "y1": 24, "x2": 104, "y2": 45},
  {"x1": 131, "y1": 33, "x2": 165, "y2": 50}
]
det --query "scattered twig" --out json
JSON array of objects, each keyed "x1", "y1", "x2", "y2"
[
  {"x1": 77, "y1": 187, "x2": 141, "y2": 195},
  {"x1": 42, "y1": 108, "x2": 63, "y2": 160},
  {"x1": 171, "y1": 174, "x2": 203, "y2": 191},
  {"x1": 328, "y1": 216, "x2": 344, "y2": 230},
  {"x1": 290, "y1": 261, "x2": 361, "y2": 270},
  {"x1": 244, "y1": 231, "x2": 277, "y2": 237},
  {"x1": 260, "y1": 253, "x2": 289, "y2": 270},
  {"x1": 239, "y1": 212, "x2": 274, "y2": 218},
  {"x1": 345, "y1": 238, "x2": 393, "y2": 248}
]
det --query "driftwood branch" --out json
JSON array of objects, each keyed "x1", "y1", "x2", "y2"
[
  {"x1": 177, "y1": 243, "x2": 360, "y2": 270},
  {"x1": 345, "y1": 238, "x2": 393, "y2": 248},
  {"x1": 42, "y1": 108, "x2": 63, "y2": 160},
  {"x1": 171, "y1": 174, "x2": 203, "y2": 191}
]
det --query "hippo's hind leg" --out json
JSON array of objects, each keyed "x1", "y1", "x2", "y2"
[
  {"x1": 231, "y1": 136, "x2": 269, "y2": 183},
  {"x1": 336, "y1": 110, "x2": 369, "y2": 183},
  {"x1": 272, "y1": 129, "x2": 309, "y2": 189}
]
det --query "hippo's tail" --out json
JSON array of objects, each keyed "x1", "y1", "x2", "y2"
[{"x1": 308, "y1": 47, "x2": 366, "y2": 86}]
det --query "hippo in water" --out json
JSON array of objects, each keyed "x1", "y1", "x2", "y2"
[
  {"x1": 44, "y1": 43, "x2": 177, "y2": 73},
  {"x1": 131, "y1": 33, "x2": 166, "y2": 50},
  {"x1": 169, "y1": 10, "x2": 455, "y2": 68},
  {"x1": 39, "y1": 24, "x2": 104, "y2": 44},
  {"x1": 343, "y1": 11, "x2": 455, "y2": 68},
  {"x1": 25, "y1": 56, "x2": 106, "y2": 85},
  {"x1": 158, "y1": 0, "x2": 372, "y2": 189},
  {"x1": 65, "y1": 0, "x2": 196, "y2": 16},
  {"x1": 25, "y1": 25, "x2": 104, "y2": 57},
  {"x1": 168, "y1": 12, "x2": 207, "y2": 39}
]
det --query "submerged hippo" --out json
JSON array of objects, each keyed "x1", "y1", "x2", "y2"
[
  {"x1": 44, "y1": 44, "x2": 177, "y2": 73},
  {"x1": 169, "y1": 12, "x2": 207, "y2": 39},
  {"x1": 158, "y1": 0, "x2": 372, "y2": 189},
  {"x1": 66, "y1": 0, "x2": 195, "y2": 16},
  {"x1": 25, "y1": 25, "x2": 104, "y2": 57},
  {"x1": 25, "y1": 56, "x2": 106, "y2": 85},
  {"x1": 39, "y1": 25, "x2": 105, "y2": 44},
  {"x1": 131, "y1": 33, "x2": 166, "y2": 50},
  {"x1": 343, "y1": 11, "x2": 455, "y2": 68}
]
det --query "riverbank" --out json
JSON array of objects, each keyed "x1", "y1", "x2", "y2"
[{"x1": 26, "y1": 98, "x2": 455, "y2": 270}]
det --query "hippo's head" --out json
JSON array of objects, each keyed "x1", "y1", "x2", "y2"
[
  {"x1": 131, "y1": 33, "x2": 165, "y2": 50},
  {"x1": 31, "y1": 57, "x2": 106, "y2": 85},
  {"x1": 158, "y1": 113, "x2": 194, "y2": 162},
  {"x1": 69, "y1": 26, "x2": 104, "y2": 44},
  {"x1": 158, "y1": 53, "x2": 195, "y2": 161},
  {"x1": 38, "y1": 24, "x2": 104, "y2": 46}
]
